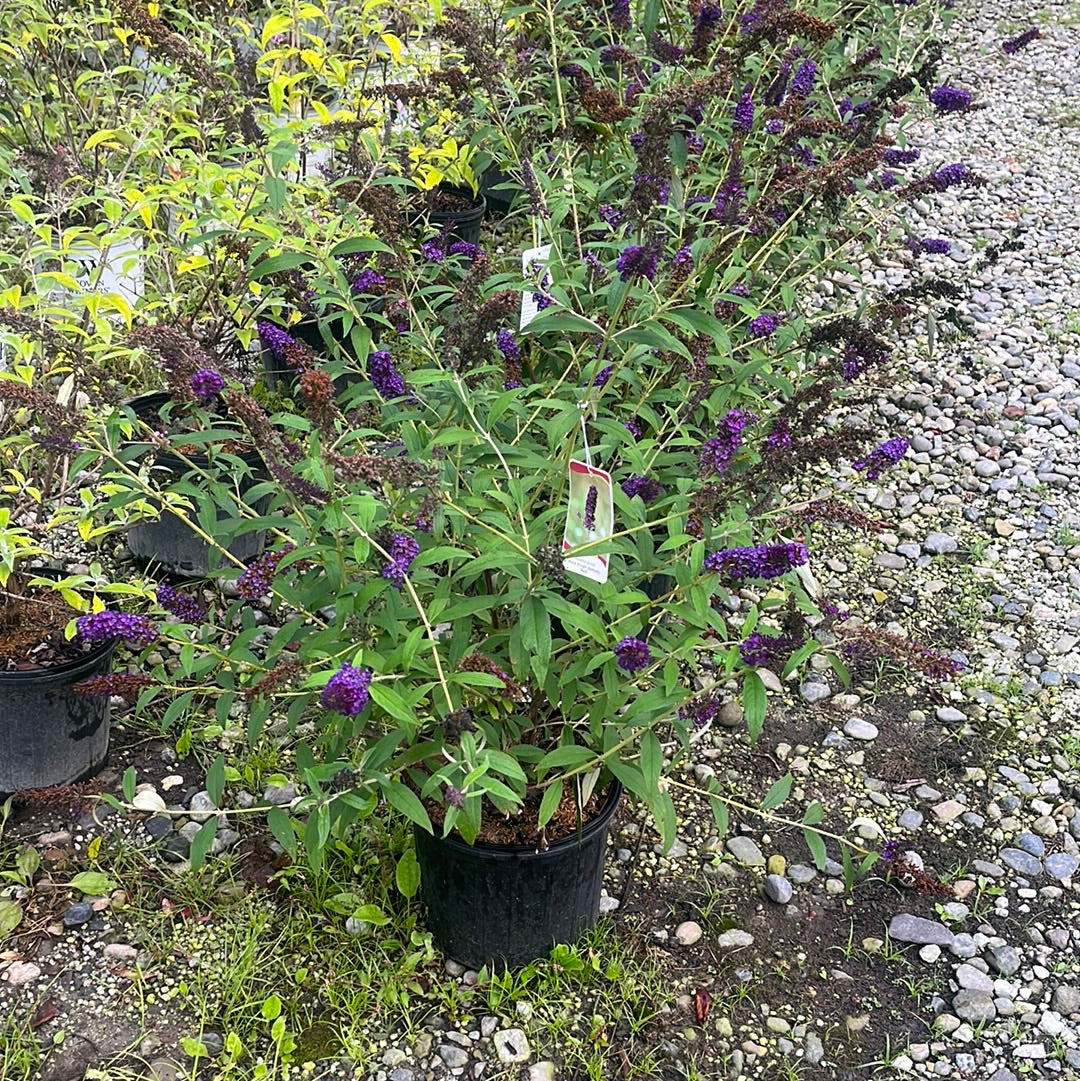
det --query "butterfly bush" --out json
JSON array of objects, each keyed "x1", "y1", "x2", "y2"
[{"x1": 64, "y1": 0, "x2": 973, "y2": 859}]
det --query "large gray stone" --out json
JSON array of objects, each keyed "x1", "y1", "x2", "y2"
[
  {"x1": 999, "y1": 848, "x2": 1043, "y2": 876},
  {"x1": 725, "y1": 836, "x2": 765, "y2": 867},
  {"x1": 952, "y1": 990, "x2": 996, "y2": 1024},
  {"x1": 887, "y1": 914, "x2": 955, "y2": 946}
]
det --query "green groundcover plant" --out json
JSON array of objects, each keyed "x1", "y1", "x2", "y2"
[{"x1": 0, "y1": 0, "x2": 987, "y2": 869}]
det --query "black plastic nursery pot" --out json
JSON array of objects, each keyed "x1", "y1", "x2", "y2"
[
  {"x1": 124, "y1": 393, "x2": 269, "y2": 578},
  {"x1": 413, "y1": 782, "x2": 622, "y2": 970},
  {"x1": 412, "y1": 187, "x2": 487, "y2": 248},
  {"x1": 478, "y1": 167, "x2": 522, "y2": 218},
  {"x1": 0, "y1": 598, "x2": 116, "y2": 796}
]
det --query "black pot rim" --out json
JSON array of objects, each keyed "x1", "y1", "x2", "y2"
[
  {"x1": 125, "y1": 391, "x2": 264, "y2": 471},
  {"x1": 0, "y1": 569, "x2": 117, "y2": 685},
  {"x1": 420, "y1": 779, "x2": 622, "y2": 859},
  {"x1": 413, "y1": 187, "x2": 487, "y2": 219}
]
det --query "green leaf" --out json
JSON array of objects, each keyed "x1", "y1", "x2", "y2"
[
  {"x1": 652, "y1": 790, "x2": 677, "y2": 854},
  {"x1": 802, "y1": 801, "x2": 825, "y2": 826},
  {"x1": 122, "y1": 766, "x2": 136, "y2": 802},
  {"x1": 188, "y1": 818, "x2": 218, "y2": 870},
  {"x1": 395, "y1": 848, "x2": 420, "y2": 900},
  {"x1": 383, "y1": 783, "x2": 432, "y2": 833},
  {"x1": 205, "y1": 753, "x2": 225, "y2": 807},
  {"x1": 262, "y1": 994, "x2": 282, "y2": 1021},
  {"x1": 16, "y1": 846, "x2": 40, "y2": 881},
  {"x1": 639, "y1": 730, "x2": 662, "y2": 793},
  {"x1": 711, "y1": 797, "x2": 729, "y2": 838},
  {"x1": 780, "y1": 639, "x2": 819, "y2": 679},
  {"x1": 68, "y1": 870, "x2": 117, "y2": 896},
  {"x1": 537, "y1": 744, "x2": 599, "y2": 774},
  {"x1": 742, "y1": 670, "x2": 767, "y2": 744},
  {"x1": 802, "y1": 828, "x2": 827, "y2": 871},
  {"x1": 0, "y1": 899, "x2": 22, "y2": 935},
  {"x1": 759, "y1": 774, "x2": 792, "y2": 813},
  {"x1": 266, "y1": 806, "x2": 296, "y2": 857},
  {"x1": 537, "y1": 781, "x2": 563, "y2": 829},
  {"x1": 351, "y1": 904, "x2": 390, "y2": 926},
  {"x1": 369, "y1": 683, "x2": 417, "y2": 726}
]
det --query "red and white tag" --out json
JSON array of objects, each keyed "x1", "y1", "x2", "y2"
[{"x1": 562, "y1": 459, "x2": 613, "y2": 583}]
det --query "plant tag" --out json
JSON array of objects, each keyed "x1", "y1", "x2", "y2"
[
  {"x1": 562, "y1": 460, "x2": 613, "y2": 583},
  {"x1": 519, "y1": 243, "x2": 552, "y2": 330}
]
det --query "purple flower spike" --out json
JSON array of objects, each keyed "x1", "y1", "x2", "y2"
[
  {"x1": 790, "y1": 59, "x2": 816, "y2": 97},
  {"x1": 257, "y1": 321, "x2": 296, "y2": 364},
  {"x1": 381, "y1": 532, "x2": 420, "y2": 590},
  {"x1": 699, "y1": 409, "x2": 754, "y2": 475},
  {"x1": 928, "y1": 86, "x2": 973, "y2": 114},
  {"x1": 748, "y1": 313, "x2": 783, "y2": 338},
  {"x1": 156, "y1": 584, "x2": 205, "y2": 623},
  {"x1": 853, "y1": 438, "x2": 909, "y2": 480},
  {"x1": 616, "y1": 244, "x2": 659, "y2": 283},
  {"x1": 190, "y1": 368, "x2": 225, "y2": 404},
  {"x1": 621, "y1": 475, "x2": 664, "y2": 503},
  {"x1": 76, "y1": 611, "x2": 159, "y2": 648},
  {"x1": 369, "y1": 350, "x2": 411, "y2": 401},
  {"x1": 321, "y1": 664, "x2": 373, "y2": 716},
  {"x1": 496, "y1": 329, "x2": 520, "y2": 361},
  {"x1": 1003, "y1": 28, "x2": 1039, "y2": 55},
  {"x1": 704, "y1": 542, "x2": 809, "y2": 580},
  {"x1": 351, "y1": 269, "x2": 386, "y2": 293},
  {"x1": 733, "y1": 84, "x2": 754, "y2": 132},
  {"x1": 614, "y1": 636, "x2": 652, "y2": 674}
]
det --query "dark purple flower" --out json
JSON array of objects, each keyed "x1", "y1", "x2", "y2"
[
  {"x1": 592, "y1": 365, "x2": 613, "y2": 388},
  {"x1": 733, "y1": 85, "x2": 754, "y2": 132},
  {"x1": 447, "y1": 241, "x2": 485, "y2": 261},
  {"x1": 929, "y1": 86, "x2": 973, "y2": 114},
  {"x1": 257, "y1": 321, "x2": 296, "y2": 364},
  {"x1": 790, "y1": 59, "x2": 817, "y2": 97},
  {"x1": 881, "y1": 839, "x2": 903, "y2": 863},
  {"x1": 190, "y1": 368, "x2": 225, "y2": 404},
  {"x1": 704, "y1": 542, "x2": 809, "y2": 580},
  {"x1": 624, "y1": 419, "x2": 643, "y2": 440},
  {"x1": 905, "y1": 237, "x2": 951, "y2": 255},
  {"x1": 156, "y1": 584, "x2": 205, "y2": 622},
  {"x1": 444, "y1": 784, "x2": 466, "y2": 809},
  {"x1": 748, "y1": 313, "x2": 783, "y2": 338},
  {"x1": 699, "y1": 409, "x2": 754, "y2": 475},
  {"x1": 614, "y1": 636, "x2": 652, "y2": 673},
  {"x1": 533, "y1": 292, "x2": 554, "y2": 311},
  {"x1": 381, "y1": 531, "x2": 420, "y2": 589},
  {"x1": 583, "y1": 486, "x2": 598, "y2": 531},
  {"x1": 765, "y1": 119, "x2": 784, "y2": 135},
  {"x1": 621, "y1": 475, "x2": 663, "y2": 503},
  {"x1": 496, "y1": 329, "x2": 520, "y2": 361},
  {"x1": 369, "y1": 350, "x2": 411, "y2": 401},
  {"x1": 1003, "y1": 28, "x2": 1040, "y2": 54},
  {"x1": 876, "y1": 170, "x2": 900, "y2": 190},
  {"x1": 76, "y1": 611, "x2": 159, "y2": 648},
  {"x1": 616, "y1": 244, "x2": 659, "y2": 283},
  {"x1": 925, "y1": 163, "x2": 979, "y2": 192},
  {"x1": 600, "y1": 44, "x2": 636, "y2": 64},
  {"x1": 678, "y1": 689, "x2": 722, "y2": 728},
  {"x1": 841, "y1": 339, "x2": 891, "y2": 381},
  {"x1": 649, "y1": 33, "x2": 684, "y2": 64},
  {"x1": 883, "y1": 147, "x2": 920, "y2": 166},
  {"x1": 739, "y1": 631, "x2": 802, "y2": 668},
  {"x1": 714, "y1": 282, "x2": 751, "y2": 319},
  {"x1": 321, "y1": 664, "x2": 372, "y2": 716},
  {"x1": 237, "y1": 544, "x2": 296, "y2": 600},
  {"x1": 609, "y1": 0, "x2": 630, "y2": 29},
  {"x1": 853, "y1": 437, "x2": 909, "y2": 480},
  {"x1": 673, "y1": 245, "x2": 693, "y2": 269},
  {"x1": 421, "y1": 241, "x2": 445, "y2": 263},
  {"x1": 764, "y1": 421, "x2": 792, "y2": 451},
  {"x1": 351, "y1": 269, "x2": 386, "y2": 293}
]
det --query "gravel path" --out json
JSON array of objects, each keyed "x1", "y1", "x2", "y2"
[{"x1": 5, "y1": 5, "x2": 1080, "y2": 1081}]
